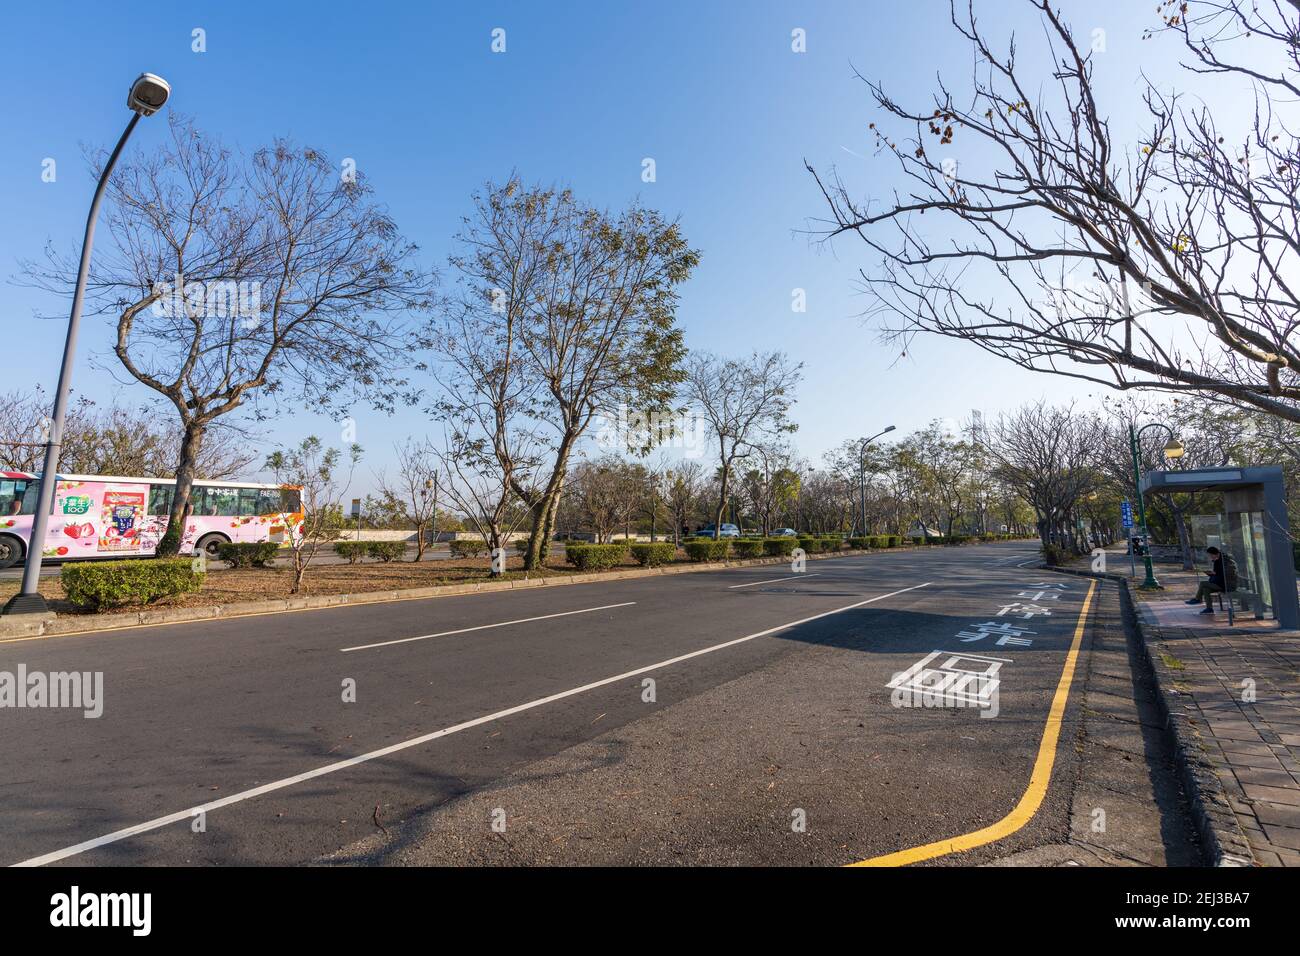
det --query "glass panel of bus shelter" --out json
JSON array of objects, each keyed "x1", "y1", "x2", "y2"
[
  {"x1": 1190, "y1": 514, "x2": 1224, "y2": 551},
  {"x1": 1226, "y1": 509, "x2": 1273, "y2": 618}
]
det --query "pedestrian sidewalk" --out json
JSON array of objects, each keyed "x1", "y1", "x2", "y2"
[{"x1": 1132, "y1": 566, "x2": 1300, "y2": 866}]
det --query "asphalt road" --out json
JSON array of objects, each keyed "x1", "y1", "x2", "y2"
[{"x1": 0, "y1": 540, "x2": 1148, "y2": 866}]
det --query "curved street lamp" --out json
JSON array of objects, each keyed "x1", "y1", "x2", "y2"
[
  {"x1": 3, "y1": 74, "x2": 171, "y2": 615},
  {"x1": 1129, "y1": 421, "x2": 1182, "y2": 591},
  {"x1": 857, "y1": 425, "x2": 895, "y2": 537}
]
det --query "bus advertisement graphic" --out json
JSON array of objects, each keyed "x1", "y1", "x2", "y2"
[{"x1": 99, "y1": 489, "x2": 146, "y2": 553}]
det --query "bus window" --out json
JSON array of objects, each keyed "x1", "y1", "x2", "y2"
[
  {"x1": 0, "y1": 479, "x2": 30, "y2": 516},
  {"x1": 237, "y1": 488, "x2": 261, "y2": 516},
  {"x1": 202, "y1": 487, "x2": 240, "y2": 517},
  {"x1": 149, "y1": 485, "x2": 174, "y2": 516},
  {"x1": 254, "y1": 488, "x2": 284, "y2": 515},
  {"x1": 19, "y1": 482, "x2": 40, "y2": 515}
]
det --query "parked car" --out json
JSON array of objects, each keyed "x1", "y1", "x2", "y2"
[
  {"x1": 772, "y1": 528, "x2": 798, "y2": 537},
  {"x1": 696, "y1": 523, "x2": 741, "y2": 538}
]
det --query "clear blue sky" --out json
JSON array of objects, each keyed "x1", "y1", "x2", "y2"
[{"x1": 0, "y1": 1, "x2": 1215, "y2": 492}]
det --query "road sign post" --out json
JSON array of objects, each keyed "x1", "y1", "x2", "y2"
[{"x1": 1120, "y1": 500, "x2": 1136, "y2": 578}]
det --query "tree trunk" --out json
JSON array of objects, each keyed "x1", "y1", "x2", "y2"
[
  {"x1": 523, "y1": 434, "x2": 577, "y2": 570},
  {"x1": 156, "y1": 421, "x2": 205, "y2": 557},
  {"x1": 713, "y1": 462, "x2": 730, "y2": 539}
]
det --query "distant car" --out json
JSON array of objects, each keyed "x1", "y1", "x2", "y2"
[
  {"x1": 696, "y1": 523, "x2": 741, "y2": 538},
  {"x1": 772, "y1": 528, "x2": 798, "y2": 537}
]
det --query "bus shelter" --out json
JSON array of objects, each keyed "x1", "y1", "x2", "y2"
[{"x1": 1140, "y1": 465, "x2": 1299, "y2": 629}]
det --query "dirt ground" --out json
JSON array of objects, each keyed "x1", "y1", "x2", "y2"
[{"x1": 0, "y1": 554, "x2": 609, "y2": 616}]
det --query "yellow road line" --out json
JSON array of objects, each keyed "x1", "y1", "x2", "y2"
[{"x1": 850, "y1": 578, "x2": 1097, "y2": 867}]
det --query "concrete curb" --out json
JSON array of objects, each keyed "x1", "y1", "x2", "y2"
[
  {"x1": 1040, "y1": 563, "x2": 1256, "y2": 867},
  {"x1": 0, "y1": 545, "x2": 937, "y2": 642}
]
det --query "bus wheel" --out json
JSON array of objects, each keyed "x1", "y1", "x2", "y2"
[
  {"x1": 0, "y1": 535, "x2": 24, "y2": 571},
  {"x1": 195, "y1": 534, "x2": 229, "y2": 559}
]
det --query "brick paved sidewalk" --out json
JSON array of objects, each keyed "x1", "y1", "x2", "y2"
[{"x1": 1133, "y1": 567, "x2": 1300, "y2": 866}]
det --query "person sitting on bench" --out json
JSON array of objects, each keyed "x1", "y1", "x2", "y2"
[{"x1": 1185, "y1": 546, "x2": 1238, "y2": 615}]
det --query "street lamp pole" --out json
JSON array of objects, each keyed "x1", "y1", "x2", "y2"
[
  {"x1": 1128, "y1": 421, "x2": 1184, "y2": 591},
  {"x1": 3, "y1": 74, "x2": 171, "y2": 616},
  {"x1": 857, "y1": 425, "x2": 895, "y2": 537}
]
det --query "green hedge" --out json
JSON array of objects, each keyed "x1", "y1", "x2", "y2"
[
  {"x1": 62, "y1": 557, "x2": 204, "y2": 610},
  {"x1": 366, "y1": 540, "x2": 406, "y2": 562},
  {"x1": 630, "y1": 542, "x2": 677, "y2": 567},
  {"x1": 333, "y1": 541, "x2": 369, "y2": 563},
  {"x1": 566, "y1": 543, "x2": 629, "y2": 571},
  {"x1": 685, "y1": 539, "x2": 731, "y2": 562},
  {"x1": 731, "y1": 539, "x2": 764, "y2": 558},
  {"x1": 449, "y1": 539, "x2": 488, "y2": 558},
  {"x1": 217, "y1": 541, "x2": 280, "y2": 568},
  {"x1": 796, "y1": 536, "x2": 817, "y2": 554},
  {"x1": 764, "y1": 537, "x2": 796, "y2": 557}
]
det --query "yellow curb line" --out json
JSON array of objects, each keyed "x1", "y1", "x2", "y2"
[{"x1": 850, "y1": 578, "x2": 1097, "y2": 867}]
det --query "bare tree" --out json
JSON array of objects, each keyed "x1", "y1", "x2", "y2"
[
  {"x1": 431, "y1": 425, "x2": 535, "y2": 572},
  {"x1": 23, "y1": 116, "x2": 434, "y2": 556},
  {"x1": 738, "y1": 442, "x2": 800, "y2": 536},
  {"x1": 374, "y1": 438, "x2": 441, "y2": 561},
  {"x1": 663, "y1": 459, "x2": 705, "y2": 543},
  {"x1": 808, "y1": 0, "x2": 1300, "y2": 422},
  {"x1": 985, "y1": 402, "x2": 1106, "y2": 555},
  {"x1": 0, "y1": 388, "x2": 253, "y2": 477},
  {"x1": 434, "y1": 179, "x2": 698, "y2": 570},
  {"x1": 264, "y1": 436, "x2": 361, "y2": 594},
  {"x1": 568, "y1": 457, "x2": 646, "y2": 543},
  {"x1": 684, "y1": 351, "x2": 802, "y2": 538}
]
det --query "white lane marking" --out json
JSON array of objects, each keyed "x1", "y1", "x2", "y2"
[
  {"x1": 727, "y1": 573, "x2": 821, "y2": 590},
  {"x1": 13, "y1": 581, "x2": 931, "y2": 867},
  {"x1": 340, "y1": 602, "x2": 637, "y2": 652}
]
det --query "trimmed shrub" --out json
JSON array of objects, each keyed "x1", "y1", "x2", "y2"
[
  {"x1": 449, "y1": 539, "x2": 488, "y2": 559},
  {"x1": 885, "y1": 535, "x2": 900, "y2": 547},
  {"x1": 217, "y1": 541, "x2": 280, "y2": 568},
  {"x1": 685, "y1": 539, "x2": 731, "y2": 562},
  {"x1": 566, "y1": 543, "x2": 629, "y2": 571},
  {"x1": 731, "y1": 539, "x2": 764, "y2": 558},
  {"x1": 1042, "y1": 543, "x2": 1069, "y2": 567},
  {"x1": 630, "y1": 542, "x2": 677, "y2": 567},
  {"x1": 366, "y1": 540, "x2": 407, "y2": 562},
  {"x1": 910, "y1": 536, "x2": 926, "y2": 546},
  {"x1": 333, "y1": 541, "x2": 369, "y2": 564},
  {"x1": 62, "y1": 557, "x2": 204, "y2": 610},
  {"x1": 847, "y1": 537, "x2": 867, "y2": 550},
  {"x1": 763, "y1": 537, "x2": 796, "y2": 557},
  {"x1": 796, "y1": 536, "x2": 818, "y2": 554}
]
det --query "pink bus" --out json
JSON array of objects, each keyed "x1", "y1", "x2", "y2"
[{"x1": 0, "y1": 471, "x2": 304, "y2": 570}]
